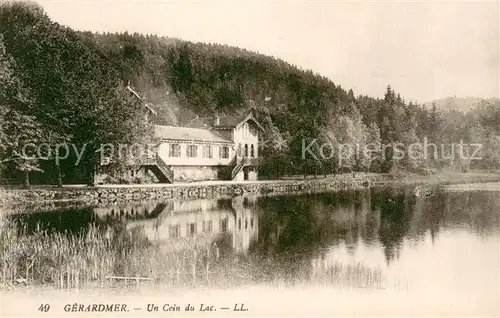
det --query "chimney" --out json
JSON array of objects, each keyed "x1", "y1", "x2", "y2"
[{"x1": 214, "y1": 114, "x2": 220, "y2": 126}]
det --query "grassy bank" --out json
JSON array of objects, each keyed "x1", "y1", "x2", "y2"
[
  {"x1": 0, "y1": 218, "x2": 385, "y2": 291},
  {"x1": 0, "y1": 220, "x2": 214, "y2": 289}
]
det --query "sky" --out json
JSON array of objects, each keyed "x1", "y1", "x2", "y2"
[{"x1": 37, "y1": 0, "x2": 499, "y2": 103}]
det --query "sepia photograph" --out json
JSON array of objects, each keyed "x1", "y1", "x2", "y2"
[{"x1": 0, "y1": 0, "x2": 499, "y2": 316}]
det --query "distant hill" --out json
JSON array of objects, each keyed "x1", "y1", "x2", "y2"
[{"x1": 425, "y1": 97, "x2": 500, "y2": 113}]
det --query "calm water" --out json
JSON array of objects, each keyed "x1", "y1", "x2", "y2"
[{"x1": 6, "y1": 185, "x2": 500, "y2": 315}]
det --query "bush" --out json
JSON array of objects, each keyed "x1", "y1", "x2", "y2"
[
  {"x1": 102, "y1": 175, "x2": 131, "y2": 184},
  {"x1": 217, "y1": 166, "x2": 232, "y2": 180}
]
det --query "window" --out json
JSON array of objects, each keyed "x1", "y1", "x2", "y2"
[
  {"x1": 250, "y1": 218, "x2": 254, "y2": 229},
  {"x1": 238, "y1": 218, "x2": 241, "y2": 231},
  {"x1": 221, "y1": 218, "x2": 228, "y2": 232},
  {"x1": 187, "y1": 145, "x2": 198, "y2": 158},
  {"x1": 245, "y1": 219, "x2": 248, "y2": 230},
  {"x1": 220, "y1": 146, "x2": 229, "y2": 159},
  {"x1": 243, "y1": 122, "x2": 249, "y2": 139},
  {"x1": 202, "y1": 145, "x2": 213, "y2": 158},
  {"x1": 202, "y1": 220, "x2": 213, "y2": 232},
  {"x1": 169, "y1": 224, "x2": 180, "y2": 238},
  {"x1": 187, "y1": 223, "x2": 197, "y2": 236},
  {"x1": 169, "y1": 144, "x2": 181, "y2": 157},
  {"x1": 251, "y1": 144, "x2": 255, "y2": 158},
  {"x1": 244, "y1": 144, "x2": 249, "y2": 157},
  {"x1": 237, "y1": 144, "x2": 242, "y2": 157}
]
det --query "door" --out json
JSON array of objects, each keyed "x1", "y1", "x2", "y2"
[{"x1": 243, "y1": 167, "x2": 249, "y2": 180}]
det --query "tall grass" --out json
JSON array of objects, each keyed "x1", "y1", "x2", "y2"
[
  {"x1": 0, "y1": 219, "x2": 223, "y2": 289},
  {"x1": 0, "y1": 218, "x2": 388, "y2": 291},
  {"x1": 309, "y1": 260, "x2": 385, "y2": 289},
  {"x1": 1, "y1": 221, "x2": 117, "y2": 288}
]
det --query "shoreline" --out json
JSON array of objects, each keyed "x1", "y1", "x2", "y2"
[
  {"x1": 1, "y1": 171, "x2": 500, "y2": 214},
  {"x1": 0, "y1": 174, "x2": 380, "y2": 206}
]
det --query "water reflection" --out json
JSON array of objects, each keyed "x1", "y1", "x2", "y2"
[
  {"x1": 7, "y1": 185, "x2": 500, "y2": 293},
  {"x1": 94, "y1": 196, "x2": 259, "y2": 255}
]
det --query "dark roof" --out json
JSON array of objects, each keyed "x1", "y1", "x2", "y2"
[
  {"x1": 154, "y1": 125, "x2": 232, "y2": 143},
  {"x1": 185, "y1": 112, "x2": 264, "y2": 131},
  {"x1": 184, "y1": 114, "x2": 242, "y2": 129},
  {"x1": 184, "y1": 117, "x2": 213, "y2": 129},
  {"x1": 216, "y1": 114, "x2": 249, "y2": 127}
]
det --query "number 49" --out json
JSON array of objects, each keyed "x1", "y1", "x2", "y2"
[{"x1": 38, "y1": 304, "x2": 50, "y2": 312}]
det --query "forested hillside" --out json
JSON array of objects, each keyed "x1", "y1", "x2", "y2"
[{"x1": 1, "y1": 2, "x2": 499, "y2": 185}]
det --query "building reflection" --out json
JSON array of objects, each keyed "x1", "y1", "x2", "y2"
[{"x1": 93, "y1": 195, "x2": 259, "y2": 255}]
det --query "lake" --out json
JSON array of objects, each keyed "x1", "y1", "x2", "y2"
[{"x1": 2, "y1": 184, "x2": 499, "y2": 316}]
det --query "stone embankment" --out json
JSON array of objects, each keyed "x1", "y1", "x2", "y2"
[{"x1": 1, "y1": 178, "x2": 375, "y2": 208}]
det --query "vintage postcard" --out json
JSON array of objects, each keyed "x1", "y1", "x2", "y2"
[{"x1": 0, "y1": 0, "x2": 499, "y2": 317}]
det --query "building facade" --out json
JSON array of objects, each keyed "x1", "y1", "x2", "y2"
[
  {"x1": 95, "y1": 86, "x2": 263, "y2": 183},
  {"x1": 153, "y1": 112, "x2": 263, "y2": 182}
]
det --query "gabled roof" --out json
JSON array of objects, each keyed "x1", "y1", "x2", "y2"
[
  {"x1": 185, "y1": 112, "x2": 264, "y2": 131},
  {"x1": 234, "y1": 112, "x2": 265, "y2": 131},
  {"x1": 154, "y1": 125, "x2": 232, "y2": 143},
  {"x1": 184, "y1": 116, "x2": 213, "y2": 129}
]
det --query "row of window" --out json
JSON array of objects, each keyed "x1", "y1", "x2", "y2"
[
  {"x1": 168, "y1": 144, "x2": 230, "y2": 159},
  {"x1": 169, "y1": 220, "x2": 216, "y2": 238},
  {"x1": 167, "y1": 217, "x2": 255, "y2": 238},
  {"x1": 237, "y1": 143, "x2": 256, "y2": 158},
  {"x1": 237, "y1": 217, "x2": 254, "y2": 231}
]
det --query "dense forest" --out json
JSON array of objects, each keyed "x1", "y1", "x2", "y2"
[{"x1": 1, "y1": 2, "x2": 499, "y2": 185}]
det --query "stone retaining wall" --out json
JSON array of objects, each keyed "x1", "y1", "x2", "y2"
[{"x1": 0, "y1": 178, "x2": 374, "y2": 206}]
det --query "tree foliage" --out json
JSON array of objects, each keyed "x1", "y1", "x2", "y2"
[{"x1": 0, "y1": 2, "x2": 154, "y2": 184}]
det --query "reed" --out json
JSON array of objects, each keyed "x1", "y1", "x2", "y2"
[
  {"x1": 0, "y1": 218, "x2": 387, "y2": 290},
  {"x1": 309, "y1": 260, "x2": 385, "y2": 289},
  {"x1": 0, "y1": 219, "x2": 224, "y2": 289},
  {"x1": 1, "y1": 220, "x2": 116, "y2": 288}
]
